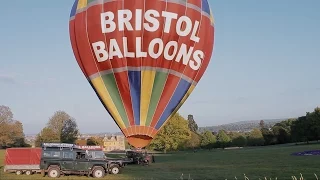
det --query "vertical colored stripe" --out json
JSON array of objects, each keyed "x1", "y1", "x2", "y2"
[
  {"x1": 70, "y1": 0, "x2": 79, "y2": 17},
  {"x1": 145, "y1": 72, "x2": 168, "y2": 126},
  {"x1": 77, "y1": 0, "x2": 88, "y2": 9},
  {"x1": 90, "y1": 77, "x2": 126, "y2": 129},
  {"x1": 101, "y1": 74, "x2": 130, "y2": 127},
  {"x1": 128, "y1": 71, "x2": 141, "y2": 125},
  {"x1": 155, "y1": 79, "x2": 191, "y2": 129},
  {"x1": 201, "y1": 0, "x2": 210, "y2": 15},
  {"x1": 156, "y1": 84, "x2": 196, "y2": 131},
  {"x1": 140, "y1": 70, "x2": 156, "y2": 126},
  {"x1": 113, "y1": 72, "x2": 135, "y2": 126}
]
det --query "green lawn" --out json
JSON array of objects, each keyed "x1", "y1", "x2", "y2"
[{"x1": 1, "y1": 143, "x2": 319, "y2": 180}]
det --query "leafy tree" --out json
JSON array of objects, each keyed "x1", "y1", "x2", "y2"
[
  {"x1": 187, "y1": 115, "x2": 198, "y2": 132},
  {"x1": 261, "y1": 128, "x2": 277, "y2": 145},
  {"x1": 61, "y1": 118, "x2": 79, "y2": 143},
  {"x1": 306, "y1": 107, "x2": 320, "y2": 141},
  {"x1": 216, "y1": 130, "x2": 231, "y2": 149},
  {"x1": 149, "y1": 113, "x2": 191, "y2": 153},
  {"x1": 200, "y1": 130, "x2": 216, "y2": 149},
  {"x1": 185, "y1": 131, "x2": 201, "y2": 150},
  {"x1": 35, "y1": 127, "x2": 60, "y2": 147},
  {"x1": 0, "y1": 105, "x2": 27, "y2": 147},
  {"x1": 47, "y1": 111, "x2": 74, "y2": 140},
  {"x1": 232, "y1": 135, "x2": 247, "y2": 147},
  {"x1": 247, "y1": 128, "x2": 265, "y2": 146},
  {"x1": 229, "y1": 132, "x2": 247, "y2": 147},
  {"x1": 272, "y1": 119, "x2": 294, "y2": 144},
  {"x1": 87, "y1": 136, "x2": 104, "y2": 146},
  {"x1": 291, "y1": 116, "x2": 309, "y2": 143}
]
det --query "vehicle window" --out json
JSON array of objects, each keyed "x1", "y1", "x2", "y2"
[
  {"x1": 43, "y1": 151, "x2": 61, "y2": 158},
  {"x1": 63, "y1": 151, "x2": 74, "y2": 159},
  {"x1": 76, "y1": 152, "x2": 86, "y2": 159},
  {"x1": 94, "y1": 151, "x2": 105, "y2": 159},
  {"x1": 43, "y1": 152, "x2": 51, "y2": 157}
]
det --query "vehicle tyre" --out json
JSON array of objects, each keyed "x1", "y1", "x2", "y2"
[
  {"x1": 92, "y1": 167, "x2": 105, "y2": 178},
  {"x1": 16, "y1": 170, "x2": 22, "y2": 175},
  {"x1": 25, "y1": 170, "x2": 32, "y2": 175},
  {"x1": 48, "y1": 167, "x2": 60, "y2": 178},
  {"x1": 109, "y1": 165, "x2": 120, "y2": 174}
]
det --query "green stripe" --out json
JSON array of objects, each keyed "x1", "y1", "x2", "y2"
[
  {"x1": 87, "y1": 0, "x2": 95, "y2": 4},
  {"x1": 101, "y1": 74, "x2": 129, "y2": 127},
  {"x1": 145, "y1": 72, "x2": 168, "y2": 126}
]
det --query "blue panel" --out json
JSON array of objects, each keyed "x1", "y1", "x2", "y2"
[
  {"x1": 201, "y1": 0, "x2": 211, "y2": 15},
  {"x1": 128, "y1": 71, "x2": 141, "y2": 125},
  {"x1": 155, "y1": 79, "x2": 191, "y2": 129},
  {"x1": 70, "y1": 0, "x2": 78, "y2": 18}
]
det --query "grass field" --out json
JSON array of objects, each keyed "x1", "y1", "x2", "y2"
[{"x1": 1, "y1": 143, "x2": 319, "y2": 180}]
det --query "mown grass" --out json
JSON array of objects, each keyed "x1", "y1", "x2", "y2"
[{"x1": 0, "y1": 143, "x2": 319, "y2": 180}]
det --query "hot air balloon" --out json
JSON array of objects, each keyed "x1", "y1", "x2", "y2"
[{"x1": 69, "y1": 0, "x2": 214, "y2": 148}]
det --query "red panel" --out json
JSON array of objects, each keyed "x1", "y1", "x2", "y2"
[
  {"x1": 169, "y1": 3, "x2": 202, "y2": 78},
  {"x1": 156, "y1": 2, "x2": 187, "y2": 70},
  {"x1": 149, "y1": 74, "x2": 180, "y2": 128},
  {"x1": 5, "y1": 148, "x2": 42, "y2": 165},
  {"x1": 113, "y1": 71, "x2": 135, "y2": 126},
  {"x1": 69, "y1": 20, "x2": 88, "y2": 78},
  {"x1": 74, "y1": 11, "x2": 98, "y2": 77}
]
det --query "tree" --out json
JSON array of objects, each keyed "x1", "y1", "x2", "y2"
[
  {"x1": 291, "y1": 116, "x2": 309, "y2": 143},
  {"x1": 35, "y1": 127, "x2": 59, "y2": 147},
  {"x1": 185, "y1": 131, "x2": 201, "y2": 150},
  {"x1": 61, "y1": 118, "x2": 79, "y2": 143},
  {"x1": 259, "y1": 120, "x2": 265, "y2": 129},
  {"x1": 272, "y1": 119, "x2": 294, "y2": 144},
  {"x1": 200, "y1": 130, "x2": 216, "y2": 149},
  {"x1": 306, "y1": 107, "x2": 320, "y2": 141},
  {"x1": 229, "y1": 132, "x2": 247, "y2": 147},
  {"x1": 0, "y1": 105, "x2": 27, "y2": 148},
  {"x1": 187, "y1": 115, "x2": 198, "y2": 132},
  {"x1": 232, "y1": 135, "x2": 247, "y2": 147},
  {"x1": 247, "y1": 128, "x2": 265, "y2": 146},
  {"x1": 87, "y1": 137, "x2": 104, "y2": 146},
  {"x1": 149, "y1": 113, "x2": 191, "y2": 153},
  {"x1": 216, "y1": 130, "x2": 231, "y2": 149},
  {"x1": 47, "y1": 111, "x2": 73, "y2": 141},
  {"x1": 261, "y1": 128, "x2": 277, "y2": 145}
]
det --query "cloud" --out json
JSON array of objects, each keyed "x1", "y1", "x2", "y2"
[{"x1": 0, "y1": 74, "x2": 17, "y2": 84}]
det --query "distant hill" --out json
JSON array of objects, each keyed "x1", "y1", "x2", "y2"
[{"x1": 198, "y1": 119, "x2": 289, "y2": 133}]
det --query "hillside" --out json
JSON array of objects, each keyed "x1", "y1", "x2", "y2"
[{"x1": 198, "y1": 119, "x2": 288, "y2": 133}]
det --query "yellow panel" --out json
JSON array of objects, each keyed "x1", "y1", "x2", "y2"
[
  {"x1": 91, "y1": 76, "x2": 126, "y2": 130},
  {"x1": 210, "y1": 8, "x2": 215, "y2": 25},
  {"x1": 77, "y1": 0, "x2": 88, "y2": 10},
  {"x1": 157, "y1": 84, "x2": 196, "y2": 130},
  {"x1": 140, "y1": 70, "x2": 156, "y2": 126}
]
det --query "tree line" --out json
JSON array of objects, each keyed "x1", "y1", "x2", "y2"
[
  {"x1": 147, "y1": 106, "x2": 320, "y2": 152},
  {"x1": 1, "y1": 104, "x2": 319, "y2": 150}
]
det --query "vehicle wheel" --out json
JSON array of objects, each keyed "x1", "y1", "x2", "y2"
[
  {"x1": 16, "y1": 170, "x2": 22, "y2": 175},
  {"x1": 109, "y1": 165, "x2": 120, "y2": 174},
  {"x1": 48, "y1": 167, "x2": 60, "y2": 178},
  {"x1": 25, "y1": 170, "x2": 32, "y2": 175},
  {"x1": 92, "y1": 167, "x2": 105, "y2": 178}
]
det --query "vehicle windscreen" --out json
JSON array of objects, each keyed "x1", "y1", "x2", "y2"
[{"x1": 88, "y1": 151, "x2": 106, "y2": 159}]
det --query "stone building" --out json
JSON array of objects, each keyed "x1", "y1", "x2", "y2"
[{"x1": 103, "y1": 135, "x2": 125, "y2": 152}]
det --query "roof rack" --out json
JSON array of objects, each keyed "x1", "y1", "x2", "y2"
[{"x1": 42, "y1": 143, "x2": 80, "y2": 150}]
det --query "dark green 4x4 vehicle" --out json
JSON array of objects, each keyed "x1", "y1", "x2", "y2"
[{"x1": 40, "y1": 143, "x2": 121, "y2": 178}]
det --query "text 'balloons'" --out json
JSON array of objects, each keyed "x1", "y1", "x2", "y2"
[{"x1": 69, "y1": 0, "x2": 215, "y2": 148}]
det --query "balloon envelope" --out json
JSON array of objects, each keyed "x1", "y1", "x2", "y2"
[{"x1": 69, "y1": 0, "x2": 214, "y2": 148}]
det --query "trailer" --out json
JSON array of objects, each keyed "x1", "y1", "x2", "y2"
[{"x1": 3, "y1": 148, "x2": 42, "y2": 175}]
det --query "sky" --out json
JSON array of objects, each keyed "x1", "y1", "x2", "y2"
[{"x1": 0, "y1": 0, "x2": 319, "y2": 135}]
